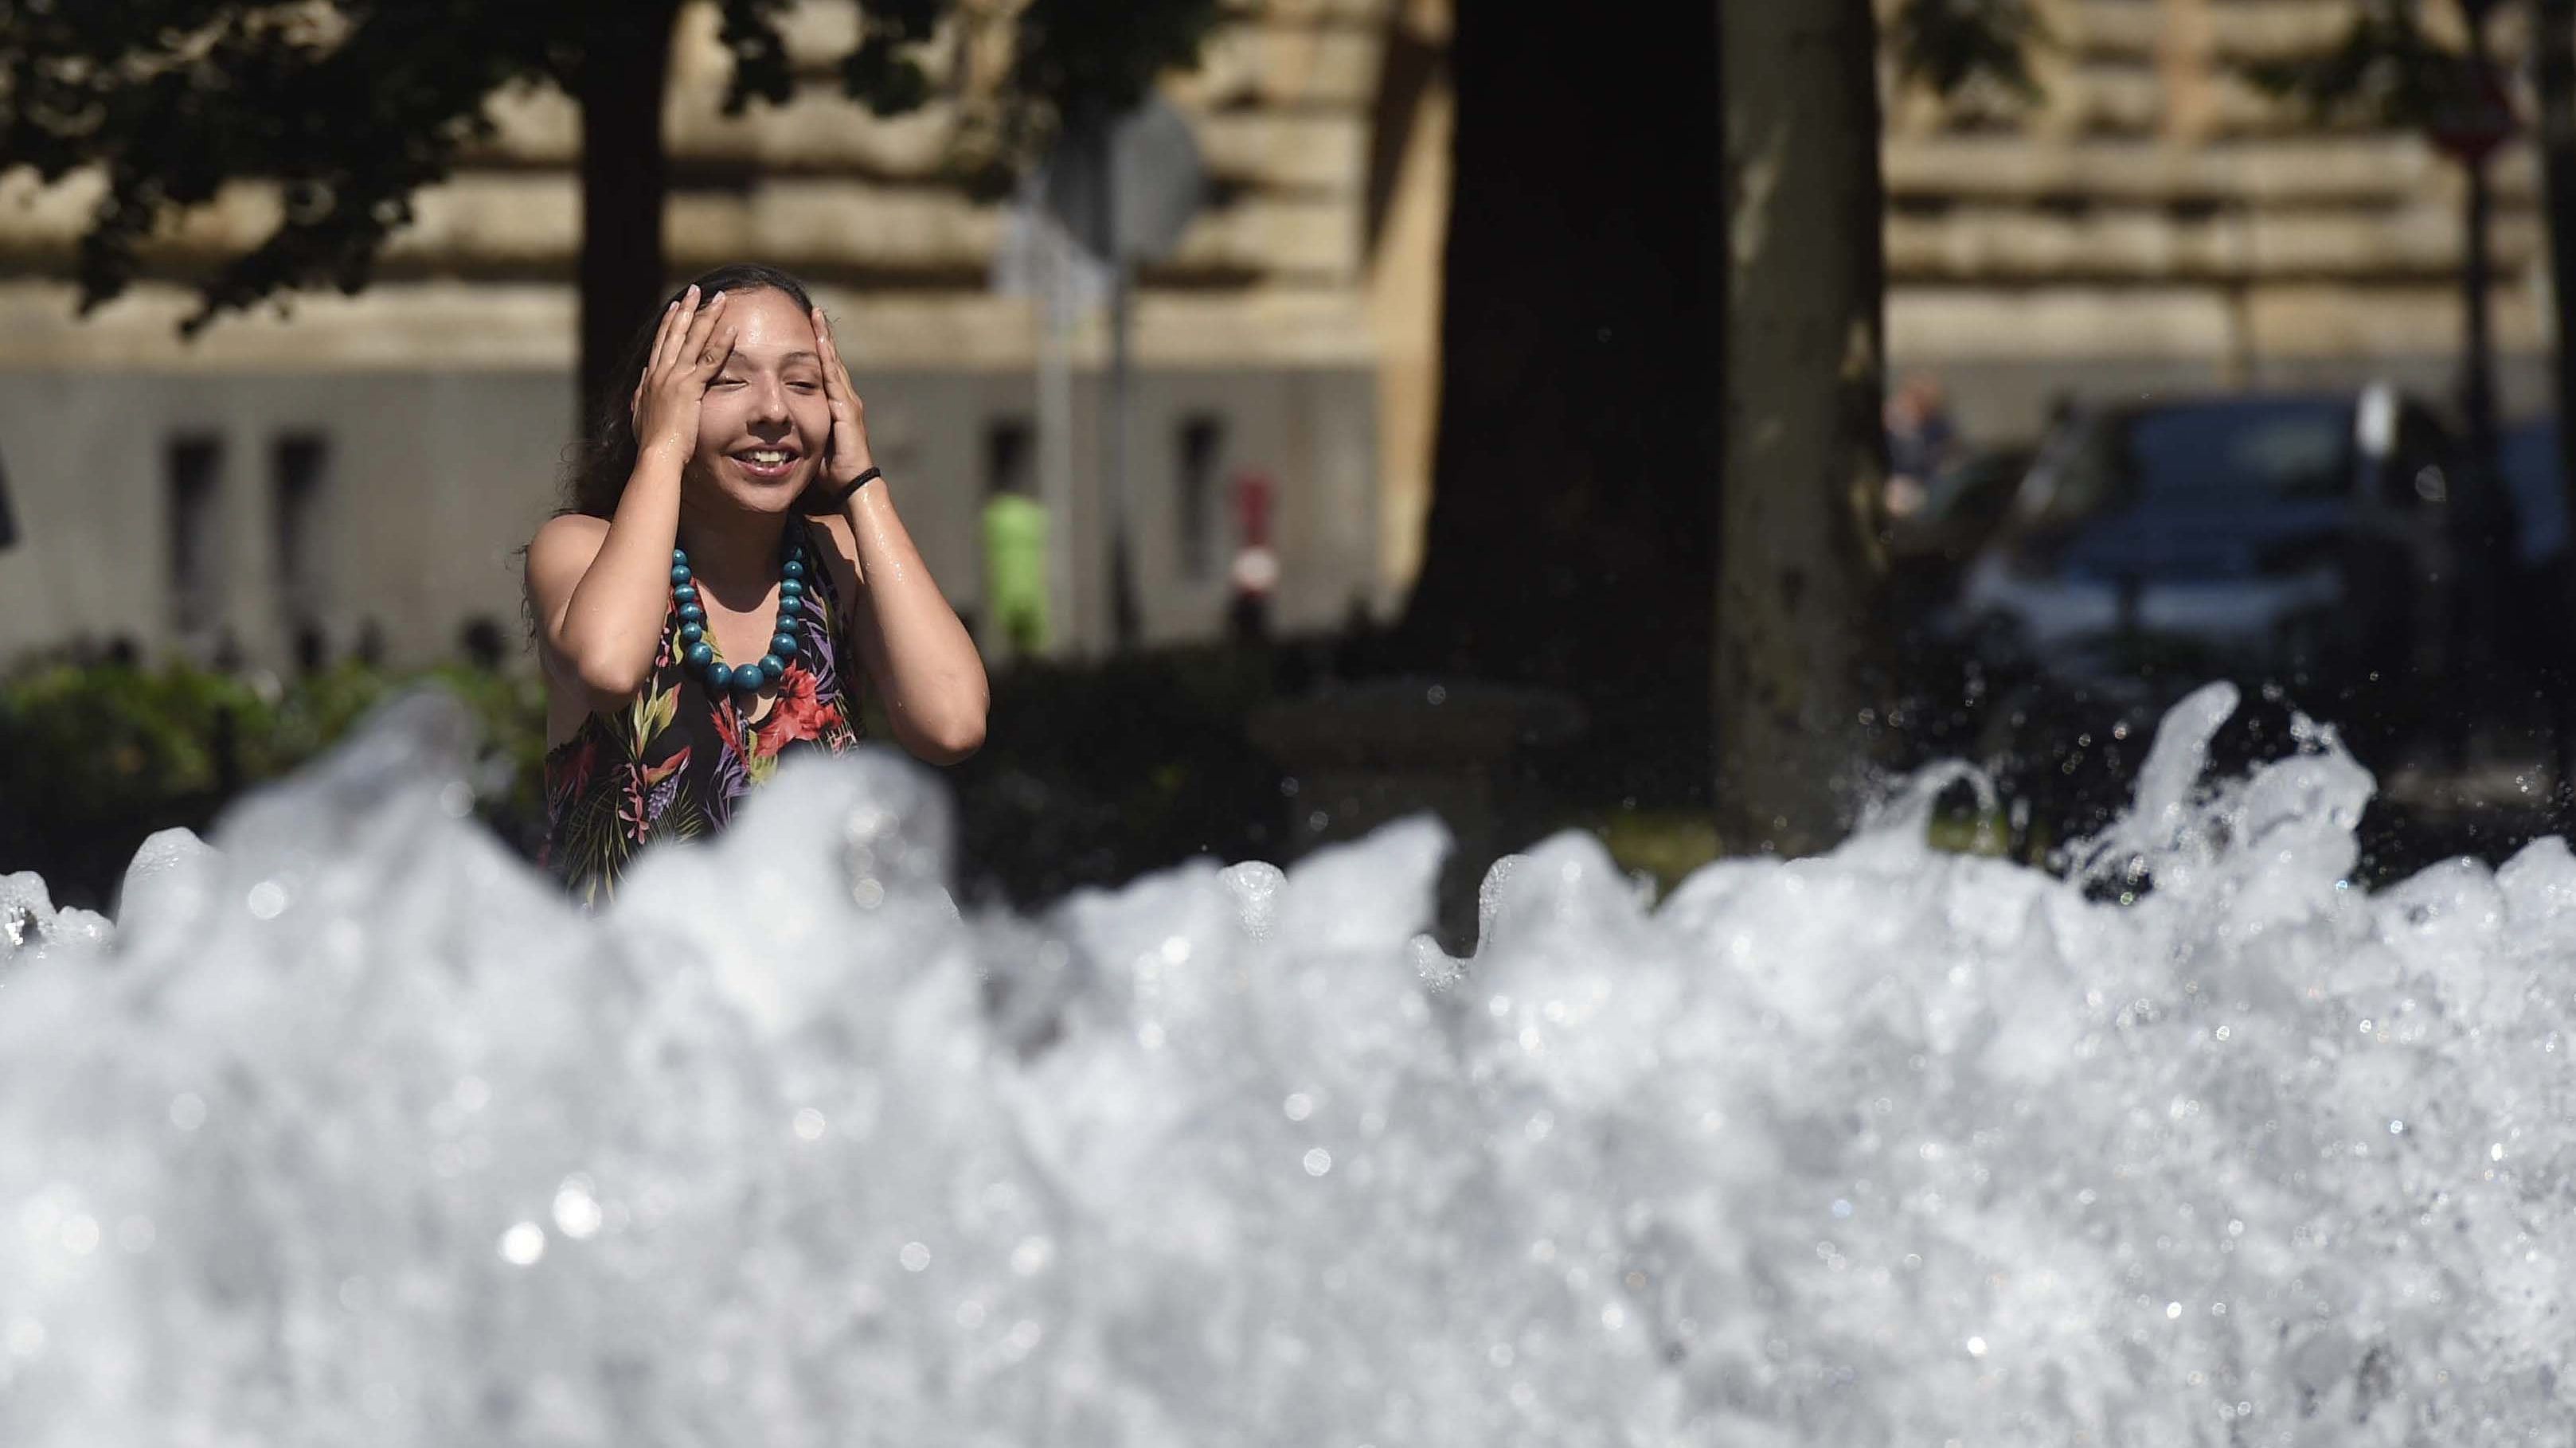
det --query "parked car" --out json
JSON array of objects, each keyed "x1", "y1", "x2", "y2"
[
  {"x1": 1935, "y1": 384, "x2": 2527, "y2": 864},
  {"x1": 1950, "y1": 388, "x2": 2512, "y2": 711}
]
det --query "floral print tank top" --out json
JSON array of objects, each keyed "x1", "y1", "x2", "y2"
[{"x1": 541, "y1": 517, "x2": 863, "y2": 905}]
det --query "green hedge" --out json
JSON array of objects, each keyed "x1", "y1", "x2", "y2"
[
  {"x1": 3, "y1": 643, "x2": 1729, "y2": 916},
  {"x1": 0, "y1": 647, "x2": 1292, "y2": 913},
  {"x1": 941, "y1": 646, "x2": 1286, "y2": 905},
  {"x1": 0, "y1": 658, "x2": 548, "y2": 911}
]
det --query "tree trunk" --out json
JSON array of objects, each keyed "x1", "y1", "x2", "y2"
[
  {"x1": 2533, "y1": 0, "x2": 2576, "y2": 794},
  {"x1": 573, "y1": 2, "x2": 680, "y2": 429},
  {"x1": 1715, "y1": 0, "x2": 1893, "y2": 854},
  {"x1": 1394, "y1": 0, "x2": 1722, "y2": 803}
]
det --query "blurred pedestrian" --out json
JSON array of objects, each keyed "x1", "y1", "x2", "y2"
[
  {"x1": 980, "y1": 477, "x2": 1050, "y2": 658},
  {"x1": 1227, "y1": 467, "x2": 1278, "y2": 644},
  {"x1": 523, "y1": 264, "x2": 989, "y2": 906},
  {"x1": 0, "y1": 443, "x2": 16, "y2": 551},
  {"x1": 1884, "y1": 373, "x2": 1959, "y2": 519}
]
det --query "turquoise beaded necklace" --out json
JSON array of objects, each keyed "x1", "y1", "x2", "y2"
[{"x1": 668, "y1": 532, "x2": 805, "y2": 703}]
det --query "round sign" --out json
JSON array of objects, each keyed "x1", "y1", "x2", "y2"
[
  {"x1": 1041, "y1": 97, "x2": 1205, "y2": 265},
  {"x1": 2431, "y1": 60, "x2": 2518, "y2": 164}
]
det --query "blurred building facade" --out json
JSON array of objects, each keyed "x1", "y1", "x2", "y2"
[
  {"x1": 1885, "y1": 0, "x2": 2555, "y2": 443},
  {"x1": 0, "y1": 0, "x2": 1452, "y2": 673}
]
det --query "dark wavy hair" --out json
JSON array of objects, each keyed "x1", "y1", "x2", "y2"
[{"x1": 557, "y1": 262, "x2": 821, "y2": 521}]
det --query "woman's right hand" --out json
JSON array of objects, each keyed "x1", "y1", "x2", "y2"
[{"x1": 630, "y1": 286, "x2": 736, "y2": 462}]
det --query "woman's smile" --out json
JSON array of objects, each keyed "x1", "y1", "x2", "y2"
[{"x1": 729, "y1": 443, "x2": 803, "y2": 483}]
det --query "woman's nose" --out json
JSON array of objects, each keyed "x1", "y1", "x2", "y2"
[{"x1": 748, "y1": 377, "x2": 792, "y2": 422}]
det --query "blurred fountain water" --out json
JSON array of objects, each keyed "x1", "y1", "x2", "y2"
[{"x1": 3, "y1": 681, "x2": 2574, "y2": 1446}]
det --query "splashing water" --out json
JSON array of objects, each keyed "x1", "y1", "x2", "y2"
[{"x1": 3, "y1": 681, "x2": 2573, "y2": 1446}]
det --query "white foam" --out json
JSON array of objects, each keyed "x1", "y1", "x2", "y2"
[{"x1": 2, "y1": 681, "x2": 2569, "y2": 1444}]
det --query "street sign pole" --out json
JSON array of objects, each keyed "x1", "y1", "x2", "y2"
[
  {"x1": 1042, "y1": 100, "x2": 1200, "y2": 655},
  {"x1": 1036, "y1": 205, "x2": 1080, "y2": 657},
  {"x1": 2441, "y1": 0, "x2": 2513, "y2": 482},
  {"x1": 1100, "y1": 123, "x2": 1143, "y2": 649}
]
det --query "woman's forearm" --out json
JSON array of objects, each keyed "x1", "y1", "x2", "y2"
[
  {"x1": 842, "y1": 479, "x2": 989, "y2": 760},
  {"x1": 558, "y1": 447, "x2": 686, "y2": 693}
]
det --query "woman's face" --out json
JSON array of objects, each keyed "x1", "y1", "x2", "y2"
[{"x1": 684, "y1": 287, "x2": 832, "y2": 511}]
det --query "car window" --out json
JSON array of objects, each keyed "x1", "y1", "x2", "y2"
[
  {"x1": 2017, "y1": 423, "x2": 2122, "y2": 529},
  {"x1": 2123, "y1": 403, "x2": 2352, "y2": 505},
  {"x1": 2502, "y1": 422, "x2": 2568, "y2": 564},
  {"x1": 1928, "y1": 451, "x2": 2032, "y2": 526}
]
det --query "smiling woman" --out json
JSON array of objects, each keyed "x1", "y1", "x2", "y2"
[{"x1": 523, "y1": 263, "x2": 990, "y2": 905}]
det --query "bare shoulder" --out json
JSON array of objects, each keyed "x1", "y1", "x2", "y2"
[
  {"x1": 528, "y1": 512, "x2": 610, "y2": 572},
  {"x1": 525, "y1": 513, "x2": 609, "y2": 602}
]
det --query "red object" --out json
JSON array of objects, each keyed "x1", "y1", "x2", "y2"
[
  {"x1": 2431, "y1": 61, "x2": 2519, "y2": 165},
  {"x1": 1232, "y1": 468, "x2": 1275, "y2": 548}
]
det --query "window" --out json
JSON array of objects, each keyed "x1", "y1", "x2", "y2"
[
  {"x1": 166, "y1": 436, "x2": 223, "y2": 638},
  {"x1": 272, "y1": 435, "x2": 328, "y2": 665},
  {"x1": 984, "y1": 417, "x2": 1034, "y2": 499},
  {"x1": 1176, "y1": 414, "x2": 1225, "y2": 581}
]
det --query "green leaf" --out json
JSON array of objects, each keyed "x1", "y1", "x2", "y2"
[
  {"x1": 1887, "y1": 0, "x2": 2047, "y2": 104},
  {"x1": 2241, "y1": 1, "x2": 2469, "y2": 132},
  {"x1": 0, "y1": 0, "x2": 1228, "y2": 332},
  {"x1": 717, "y1": 0, "x2": 795, "y2": 115}
]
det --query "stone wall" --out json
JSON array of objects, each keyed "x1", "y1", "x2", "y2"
[
  {"x1": 0, "y1": 0, "x2": 1452, "y2": 670},
  {"x1": 1886, "y1": 0, "x2": 2554, "y2": 443}
]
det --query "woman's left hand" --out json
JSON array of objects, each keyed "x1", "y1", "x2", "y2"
[{"x1": 811, "y1": 307, "x2": 876, "y2": 490}]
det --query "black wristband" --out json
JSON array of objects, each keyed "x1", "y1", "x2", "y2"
[{"x1": 826, "y1": 466, "x2": 881, "y2": 508}]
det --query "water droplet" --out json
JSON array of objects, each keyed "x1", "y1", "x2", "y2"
[
  {"x1": 7, "y1": 1318, "x2": 48, "y2": 1357},
  {"x1": 499, "y1": 1222, "x2": 546, "y2": 1266},
  {"x1": 899, "y1": 1241, "x2": 932, "y2": 1271},
  {"x1": 552, "y1": 1181, "x2": 603, "y2": 1239},
  {"x1": 1303, "y1": 1148, "x2": 1333, "y2": 1177}
]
